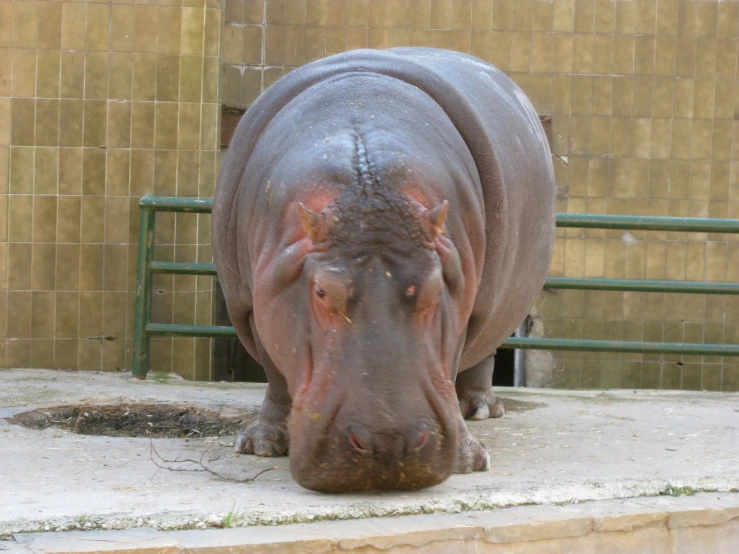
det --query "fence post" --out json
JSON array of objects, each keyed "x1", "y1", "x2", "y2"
[{"x1": 132, "y1": 207, "x2": 156, "y2": 379}]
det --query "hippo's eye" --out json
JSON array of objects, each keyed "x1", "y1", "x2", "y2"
[
  {"x1": 415, "y1": 269, "x2": 443, "y2": 314},
  {"x1": 315, "y1": 287, "x2": 326, "y2": 299}
]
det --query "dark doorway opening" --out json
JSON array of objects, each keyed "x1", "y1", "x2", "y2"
[
  {"x1": 212, "y1": 281, "x2": 266, "y2": 383},
  {"x1": 492, "y1": 346, "x2": 515, "y2": 387}
]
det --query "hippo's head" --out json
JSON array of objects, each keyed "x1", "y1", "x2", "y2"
[{"x1": 250, "y1": 134, "x2": 474, "y2": 492}]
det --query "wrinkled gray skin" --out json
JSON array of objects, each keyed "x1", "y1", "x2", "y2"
[{"x1": 212, "y1": 48, "x2": 555, "y2": 493}]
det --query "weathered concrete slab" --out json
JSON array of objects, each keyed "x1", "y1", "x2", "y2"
[
  {"x1": 1, "y1": 369, "x2": 737, "y2": 542},
  {"x1": 7, "y1": 494, "x2": 739, "y2": 553}
]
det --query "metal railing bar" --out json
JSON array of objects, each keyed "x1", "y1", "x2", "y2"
[
  {"x1": 144, "y1": 263, "x2": 739, "y2": 295},
  {"x1": 136, "y1": 196, "x2": 739, "y2": 233},
  {"x1": 139, "y1": 196, "x2": 214, "y2": 213},
  {"x1": 500, "y1": 337, "x2": 739, "y2": 357},
  {"x1": 149, "y1": 261, "x2": 218, "y2": 275},
  {"x1": 145, "y1": 324, "x2": 739, "y2": 357},
  {"x1": 147, "y1": 323, "x2": 239, "y2": 338},
  {"x1": 545, "y1": 277, "x2": 739, "y2": 295},
  {"x1": 555, "y1": 214, "x2": 739, "y2": 233}
]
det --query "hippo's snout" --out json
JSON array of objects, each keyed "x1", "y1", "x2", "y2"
[
  {"x1": 289, "y1": 408, "x2": 456, "y2": 492},
  {"x1": 345, "y1": 420, "x2": 433, "y2": 457}
]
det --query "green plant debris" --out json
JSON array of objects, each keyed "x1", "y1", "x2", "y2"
[
  {"x1": 221, "y1": 502, "x2": 245, "y2": 528},
  {"x1": 661, "y1": 484, "x2": 696, "y2": 497},
  {"x1": 149, "y1": 372, "x2": 172, "y2": 384}
]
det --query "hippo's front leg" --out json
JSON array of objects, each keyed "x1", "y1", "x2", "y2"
[
  {"x1": 452, "y1": 354, "x2": 502, "y2": 474},
  {"x1": 234, "y1": 316, "x2": 291, "y2": 457},
  {"x1": 453, "y1": 415, "x2": 491, "y2": 474},
  {"x1": 455, "y1": 354, "x2": 505, "y2": 420}
]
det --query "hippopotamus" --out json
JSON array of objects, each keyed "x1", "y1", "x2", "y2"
[{"x1": 212, "y1": 48, "x2": 555, "y2": 492}]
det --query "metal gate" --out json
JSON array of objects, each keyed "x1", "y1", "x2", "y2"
[{"x1": 133, "y1": 196, "x2": 739, "y2": 380}]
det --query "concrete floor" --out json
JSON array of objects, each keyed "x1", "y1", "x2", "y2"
[{"x1": 1, "y1": 369, "x2": 737, "y2": 540}]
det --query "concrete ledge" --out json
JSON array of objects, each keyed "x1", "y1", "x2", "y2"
[{"x1": 5, "y1": 494, "x2": 739, "y2": 553}]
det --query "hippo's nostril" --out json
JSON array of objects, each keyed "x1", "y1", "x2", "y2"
[
  {"x1": 415, "y1": 430, "x2": 430, "y2": 450},
  {"x1": 411, "y1": 422, "x2": 432, "y2": 452},
  {"x1": 347, "y1": 424, "x2": 371, "y2": 453},
  {"x1": 349, "y1": 432, "x2": 365, "y2": 450}
]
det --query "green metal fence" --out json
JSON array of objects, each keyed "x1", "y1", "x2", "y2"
[{"x1": 132, "y1": 196, "x2": 739, "y2": 379}]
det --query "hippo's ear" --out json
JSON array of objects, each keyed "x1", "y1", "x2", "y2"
[
  {"x1": 298, "y1": 202, "x2": 321, "y2": 242},
  {"x1": 425, "y1": 200, "x2": 449, "y2": 238}
]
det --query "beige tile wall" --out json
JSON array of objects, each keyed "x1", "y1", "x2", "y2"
[
  {"x1": 220, "y1": 0, "x2": 739, "y2": 391},
  {"x1": 0, "y1": 0, "x2": 223, "y2": 379},
  {"x1": 3, "y1": 0, "x2": 737, "y2": 390}
]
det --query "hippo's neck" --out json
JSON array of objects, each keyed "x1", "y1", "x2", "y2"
[{"x1": 328, "y1": 133, "x2": 431, "y2": 249}]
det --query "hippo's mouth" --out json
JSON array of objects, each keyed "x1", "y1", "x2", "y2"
[{"x1": 286, "y1": 367, "x2": 460, "y2": 492}]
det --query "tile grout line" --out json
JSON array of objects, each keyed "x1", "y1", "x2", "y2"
[
  {"x1": 123, "y1": 1, "x2": 138, "y2": 376},
  {"x1": 73, "y1": 2, "x2": 89, "y2": 372},
  {"x1": 171, "y1": 3, "x2": 183, "y2": 378},
  {"x1": 98, "y1": 1, "x2": 110, "y2": 374},
  {"x1": 198, "y1": 4, "x2": 219, "y2": 381},
  {"x1": 50, "y1": 7, "x2": 63, "y2": 370},
  {"x1": 190, "y1": 3, "x2": 208, "y2": 382},
  {"x1": 29, "y1": 2, "x2": 44, "y2": 369}
]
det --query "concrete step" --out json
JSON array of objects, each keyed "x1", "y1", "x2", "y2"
[{"x1": 4, "y1": 494, "x2": 738, "y2": 553}]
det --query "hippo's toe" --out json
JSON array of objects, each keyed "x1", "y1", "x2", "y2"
[
  {"x1": 453, "y1": 431, "x2": 490, "y2": 474},
  {"x1": 459, "y1": 390, "x2": 505, "y2": 420},
  {"x1": 234, "y1": 421, "x2": 289, "y2": 457}
]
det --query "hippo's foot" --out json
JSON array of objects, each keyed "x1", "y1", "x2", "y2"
[
  {"x1": 454, "y1": 428, "x2": 491, "y2": 474},
  {"x1": 234, "y1": 401, "x2": 290, "y2": 457},
  {"x1": 455, "y1": 354, "x2": 505, "y2": 420},
  {"x1": 234, "y1": 420, "x2": 289, "y2": 456},
  {"x1": 458, "y1": 389, "x2": 505, "y2": 420}
]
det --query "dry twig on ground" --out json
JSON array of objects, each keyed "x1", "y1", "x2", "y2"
[{"x1": 149, "y1": 439, "x2": 276, "y2": 484}]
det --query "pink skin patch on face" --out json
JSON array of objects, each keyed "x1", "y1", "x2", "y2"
[
  {"x1": 402, "y1": 185, "x2": 431, "y2": 208},
  {"x1": 293, "y1": 188, "x2": 339, "y2": 248},
  {"x1": 400, "y1": 185, "x2": 451, "y2": 249},
  {"x1": 300, "y1": 188, "x2": 338, "y2": 213}
]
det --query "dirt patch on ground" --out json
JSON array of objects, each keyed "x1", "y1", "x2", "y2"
[
  {"x1": 8, "y1": 403, "x2": 256, "y2": 438},
  {"x1": 7, "y1": 398, "x2": 540, "y2": 438}
]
